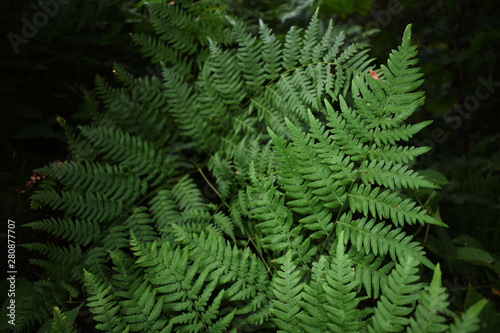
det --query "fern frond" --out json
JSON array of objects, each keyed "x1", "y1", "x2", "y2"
[
  {"x1": 131, "y1": 33, "x2": 192, "y2": 77},
  {"x1": 37, "y1": 160, "x2": 145, "y2": 204},
  {"x1": 79, "y1": 125, "x2": 176, "y2": 185},
  {"x1": 31, "y1": 190, "x2": 123, "y2": 221},
  {"x1": 84, "y1": 269, "x2": 128, "y2": 332},
  {"x1": 348, "y1": 183, "x2": 445, "y2": 227},
  {"x1": 22, "y1": 243, "x2": 82, "y2": 264},
  {"x1": 270, "y1": 250, "x2": 303, "y2": 332},
  {"x1": 206, "y1": 38, "x2": 245, "y2": 106},
  {"x1": 337, "y1": 212, "x2": 434, "y2": 268},
  {"x1": 369, "y1": 145, "x2": 432, "y2": 164},
  {"x1": 359, "y1": 160, "x2": 437, "y2": 190},
  {"x1": 23, "y1": 217, "x2": 100, "y2": 246},
  {"x1": 22, "y1": 8, "x2": 473, "y2": 333},
  {"x1": 298, "y1": 9, "x2": 319, "y2": 65},
  {"x1": 298, "y1": 232, "x2": 366, "y2": 333},
  {"x1": 122, "y1": 207, "x2": 159, "y2": 244},
  {"x1": 148, "y1": 1, "x2": 197, "y2": 54},
  {"x1": 269, "y1": 123, "x2": 335, "y2": 239},
  {"x1": 447, "y1": 299, "x2": 488, "y2": 333},
  {"x1": 149, "y1": 189, "x2": 182, "y2": 233},
  {"x1": 368, "y1": 255, "x2": 422, "y2": 332},
  {"x1": 84, "y1": 247, "x2": 112, "y2": 280},
  {"x1": 333, "y1": 43, "x2": 372, "y2": 99},
  {"x1": 172, "y1": 227, "x2": 270, "y2": 308},
  {"x1": 232, "y1": 19, "x2": 265, "y2": 93},
  {"x1": 408, "y1": 263, "x2": 449, "y2": 333},
  {"x1": 56, "y1": 115, "x2": 95, "y2": 162},
  {"x1": 110, "y1": 251, "x2": 169, "y2": 332},
  {"x1": 50, "y1": 306, "x2": 77, "y2": 333},
  {"x1": 130, "y1": 235, "x2": 234, "y2": 332},
  {"x1": 208, "y1": 152, "x2": 234, "y2": 201},
  {"x1": 296, "y1": 256, "x2": 331, "y2": 332},
  {"x1": 212, "y1": 211, "x2": 236, "y2": 241},
  {"x1": 282, "y1": 26, "x2": 304, "y2": 71},
  {"x1": 258, "y1": 19, "x2": 282, "y2": 81},
  {"x1": 172, "y1": 175, "x2": 207, "y2": 212},
  {"x1": 322, "y1": 232, "x2": 366, "y2": 332},
  {"x1": 250, "y1": 180, "x2": 316, "y2": 268}
]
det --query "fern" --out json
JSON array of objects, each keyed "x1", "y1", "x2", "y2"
[
  {"x1": 18, "y1": 1, "x2": 489, "y2": 332},
  {"x1": 270, "y1": 250, "x2": 303, "y2": 332},
  {"x1": 367, "y1": 254, "x2": 422, "y2": 332}
]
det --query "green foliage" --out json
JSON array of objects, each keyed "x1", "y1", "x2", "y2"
[{"x1": 15, "y1": 0, "x2": 492, "y2": 332}]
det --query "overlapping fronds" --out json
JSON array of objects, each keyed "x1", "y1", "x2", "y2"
[{"x1": 19, "y1": 2, "x2": 487, "y2": 332}]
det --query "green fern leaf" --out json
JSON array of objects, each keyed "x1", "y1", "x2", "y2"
[
  {"x1": 49, "y1": 306, "x2": 77, "y2": 333},
  {"x1": 408, "y1": 263, "x2": 450, "y2": 333},
  {"x1": 338, "y1": 212, "x2": 434, "y2": 268},
  {"x1": 350, "y1": 249, "x2": 394, "y2": 299},
  {"x1": 270, "y1": 250, "x2": 303, "y2": 332},
  {"x1": 282, "y1": 26, "x2": 303, "y2": 71},
  {"x1": 23, "y1": 217, "x2": 100, "y2": 246},
  {"x1": 258, "y1": 19, "x2": 282, "y2": 81},
  {"x1": 348, "y1": 183, "x2": 445, "y2": 227},
  {"x1": 84, "y1": 269, "x2": 128, "y2": 332},
  {"x1": 368, "y1": 255, "x2": 422, "y2": 332},
  {"x1": 322, "y1": 232, "x2": 366, "y2": 332},
  {"x1": 447, "y1": 299, "x2": 488, "y2": 333}
]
